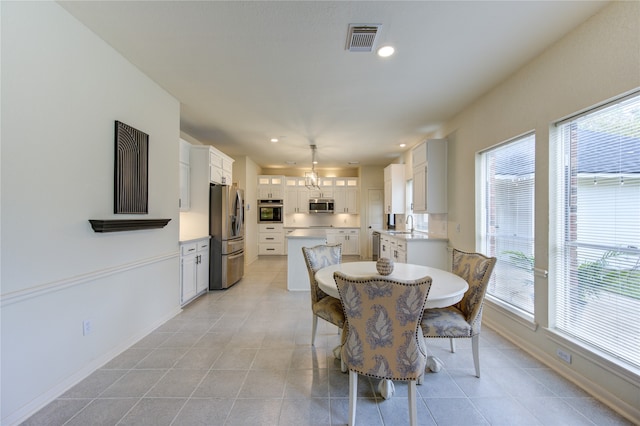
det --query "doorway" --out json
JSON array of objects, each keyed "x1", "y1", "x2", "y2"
[{"x1": 366, "y1": 189, "x2": 383, "y2": 259}]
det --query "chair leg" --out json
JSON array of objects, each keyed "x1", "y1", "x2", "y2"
[
  {"x1": 311, "y1": 315, "x2": 318, "y2": 346},
  {"x1": 348, "y1": 370, "x2": 358, "y2": 426},
  {"x1": 472, "y1": 334, "x2": 480, "y2": 378},
  {"x1": 408, "y1": 380, "x2": 418, "y2": 426},
  {"x1": 450, "y1": 338, "x2": 456, "y2": 353}
]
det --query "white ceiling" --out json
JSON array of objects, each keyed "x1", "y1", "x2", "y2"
[{"x1": 59, "y1": 1, "x2": 607, "y2": 171}]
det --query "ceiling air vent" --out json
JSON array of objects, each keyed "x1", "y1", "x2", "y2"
[{"x1": 346, "y1": 24, "x2": 381, "y2": 52}]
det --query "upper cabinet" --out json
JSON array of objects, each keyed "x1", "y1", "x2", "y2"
[
  {"x1": 209, "y1": 149, "x2": 233, "y2": 185},
  {"x1": 308, "y1": 177, "x2": 334, "y2": 199},
  {"x1": 257, "y1": 175, "x2": 285, "y2": 199},
  {"x1": 190, "y1": 145, "x2": 234, "y2": 186},
  {"x1": 285, "y1": 177, "x2": 309, "y2": 213},
  {"x1": 334, "y1": 177, "x2": 359, "y2": 214},
  {"x1": 384, "y1": 164, "x2": 405, "y2": 214},
  {"x1": 179, "y1": 139, "x2": 191, "y2": 211},
  {"x1": 412, "y1": 139, "x2": 447, "y2": 214}
]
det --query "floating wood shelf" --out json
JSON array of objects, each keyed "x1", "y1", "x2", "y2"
[{"x1": 89, "y1": 219, "x2": 171, "y2": 233}]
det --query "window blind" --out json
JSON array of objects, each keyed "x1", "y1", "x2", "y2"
[
  {"x1": 480, "y1": 133, "x2": 536, "y2": 314},
  {"x1": 553, "y1": 93, "x2": 640, "y2": 369}
]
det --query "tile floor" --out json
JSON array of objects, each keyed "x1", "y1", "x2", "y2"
[{"x1": 22, "y1": 256, "x2": 632, "y2": 425}]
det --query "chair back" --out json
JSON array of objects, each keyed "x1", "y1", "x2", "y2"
[
  {"x1": 451, "y1": 249, "x2": 497, "y2": 329},
  {"x1": 302, "y1": 244, "x2": 342, "y2": 304},
  {"x1": 334, "y1": 271, "x2": 432, "y2": 381}
]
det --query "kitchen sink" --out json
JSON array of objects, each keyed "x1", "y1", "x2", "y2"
[{"x1": 387, "y1": 231, "x2": 413, "y2": 235}]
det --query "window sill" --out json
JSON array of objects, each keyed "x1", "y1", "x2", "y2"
[
  {"x1": 485, "y1": 295, "x2": 538, "y2": 331},
  {"x1": 545, "y1": 329, "x2": 640, "y2": 386}
]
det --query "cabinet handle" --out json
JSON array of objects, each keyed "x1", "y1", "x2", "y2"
[
  {"x1": 267, "y1": 248, "x2": 275, "y2": 251},
  {"x1": 266, "y1": 237, "x2": 274, "y2": 240},
  {"x1": 187, "y1": 248, "x2": 196, "y2": 252}
]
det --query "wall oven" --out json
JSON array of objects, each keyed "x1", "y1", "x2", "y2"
[{"x1": 258, "y1": 199, "x2": 283, "y2": 223}]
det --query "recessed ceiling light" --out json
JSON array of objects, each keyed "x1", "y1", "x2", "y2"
[
  {"x1": 399, "y1": 143, "x2": 406, "y2": 148},
  {"x1": 270, "y1": 138, "x2": 279, "y2": 143},
  {"x1": 285, "y1": 160, "x2": 296, "y2": 165},
  {"x1": 348, "y1": 161, "x2": 360, "y2": 165},
  {"x1": 377, "y1": 46, "x2": 395, "y2": 57}
]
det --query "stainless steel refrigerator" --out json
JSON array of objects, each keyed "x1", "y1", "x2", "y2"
[{"x1": 209, "y1": 183, "x2": 244, "y2": 289}]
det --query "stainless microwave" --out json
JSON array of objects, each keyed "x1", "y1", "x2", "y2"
[{"x1": 309, "y1": 198, "x2": 334, "y2": 214}]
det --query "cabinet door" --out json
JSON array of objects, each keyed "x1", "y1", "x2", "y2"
[
  {"x1": 210, "y1": 164, "x2": 223, "y2": 185},
  {"x1": 345, "y1": 188, "x2": 358, "y2": 213},
  {"x1": 196, "y1": 247, "x2": 209, "y2": 294},
  {"x1": 179, "y1": 162, "x2": 190, "y2": 211},
  {"x1": 181, "y1": 254, "x2": 198, "y2": 304},
  {"x1": 297, "y1": 190, "x2": 309, "y2": 213},
  {"x1": 285, "y1": 187, "x2": 298, "y2": 214},
  {"x1": 412, "y1": 166, "x2": 426, "y2": 212},
  {"x1": 345, "y1": 232, "x2": 359, "y2": 255}
]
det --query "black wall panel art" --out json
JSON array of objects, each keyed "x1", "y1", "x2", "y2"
[
  {"x1": 114, "y1": 120, "x2": 148, "y2": 214},
  {"x1": 89, "y1": 121, "x2": 170, "y2": 232}
]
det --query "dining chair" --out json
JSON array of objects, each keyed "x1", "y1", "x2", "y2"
[
  {"x1": 420, "y1": 248, "x2": 497, "y2": 378},
  {"x1": 301, "y1": 244, "x2": 345, "y2": 348},
  {"x1": 334, "y1": 271, "x2": 432, "y2": 426}
]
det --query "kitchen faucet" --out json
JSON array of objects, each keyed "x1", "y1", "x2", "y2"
[{"x1": 405, "y1": 214, "x2": 414, "y2": 232}]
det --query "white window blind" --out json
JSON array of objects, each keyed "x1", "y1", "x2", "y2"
[
  {"x1": 479, "y1": 133, "x2": 535, "y2": 314},
  {"x1": 553, "y1": 92, "x2": 640, "y2": 369}
]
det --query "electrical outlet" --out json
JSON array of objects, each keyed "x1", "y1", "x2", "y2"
[
  {"x1": 82, "y1": 320, "x2": 92, "y2": 336},
  {"x1": 556, "y1": 348, "x2": 571, "y2": 364}
]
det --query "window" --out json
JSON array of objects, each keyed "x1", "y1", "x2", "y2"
[
  {"x1": 553, "y1": 92, "x2": 640, "y2": 369},
  {"x1": 479, "y1": 133, "x2": 536, "y2": 314}
]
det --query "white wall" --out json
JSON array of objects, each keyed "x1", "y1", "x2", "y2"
[
  {"x1": 1, "y1": 2, "x2": 181, "y2": 424},
  {"x1": 439, "y1": 1, "x2": 639, "y2": 421}
]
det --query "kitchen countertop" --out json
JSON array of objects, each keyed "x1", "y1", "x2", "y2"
[
  {"x1": 377, "y1": 229, "x2": 448, "y2": 241},
  {"x1": 179, "y1": 235, "x2": 210, "y2": 244},
  {"x1": 285, "y1": 229, "x2": 328, "y2": 239}
]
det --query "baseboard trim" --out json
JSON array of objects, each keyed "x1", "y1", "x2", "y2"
[
  {"x1": 484, "y1": 317, "x2": 640, "y2": 424},
  {"x1": 3, "y1": 307, "x2": 182, "y2": 426}
]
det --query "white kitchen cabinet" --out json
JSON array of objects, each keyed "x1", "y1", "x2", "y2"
[
  {"x1": 285, "y1": 177, "x2": 309, "y2": 213},
  {"x1": 328, "y1": 229, "x2": 360, "y2": 255},
  {"x1": 257, "y1": 175, "x2": 284, "y2": 199},
  {"x1": 190, "y1": 145, "x2": 234, "y2": 186},
  {"x1": 380, "y1": 234, "x2": 392, "y2": 259},
  {"x1": 378, "y1": 231, "x2": 448, "y2": 269},
  {"x1": 179, "y1": 139, "x2": 191, "y2": 211},
  {"x1": 209, "y1": 149, "x2": 233, "y2": 185},
  {"x1": 384, "y1": 164, "x2": 405, "y2": 214},
  {"x1": 412, "y1": 139, "x2": 447, "y2": 213},
  {"x1": 180, "y1": 238, "x2": 210, "y2": 305},
  {"x1": 258, "y1": 223, "x2": 284, "y2": 255},
  {"x1": 334, "y1": 178, "x2": 359, "y2": 214},
  {"x1": 308, "y1": 177, "x2": 334, "y2": 199}
]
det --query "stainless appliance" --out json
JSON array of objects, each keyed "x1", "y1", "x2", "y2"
[
  {"x1": 210, "y1": 183, "x2": 244, "y2": 289},
  {"x1": 309, "y1": 198, "x2": 334, "y2": 214},
  {"x1": 258, "y1": 199, "x2": 283, "y2": 223},
  {"x1": 372, "y1": 231, "x2": 380, "y2": 261}
]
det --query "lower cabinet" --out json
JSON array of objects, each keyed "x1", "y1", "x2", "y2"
[
  {"x1": 259, "y1": 223, "x2": 284, "y2": 255},
  {"x1": 327, "y1": 229, "x2": 360, "y2": 256},
  {"x1": 180, "y1": 238, "x2": 210, "y2": 305},
  {"x1": 379, "y1": 233, "x2": 448, "y2": 270}
]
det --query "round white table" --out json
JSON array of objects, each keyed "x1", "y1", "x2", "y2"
[
  {"x1": 315, "y1": 261, "x2": 468, "y2": 308},
  {"x1": 315, "y1": 261, "x2": 469, "y2": 399}
]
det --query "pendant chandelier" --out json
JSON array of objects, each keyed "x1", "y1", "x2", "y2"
[{"x1": 305, "y1": 144, "x2": 320, "y2": 190}]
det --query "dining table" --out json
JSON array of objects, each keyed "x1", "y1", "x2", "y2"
[{"x1": 315, "y1": 260, "x2": 469, "y2": 399}]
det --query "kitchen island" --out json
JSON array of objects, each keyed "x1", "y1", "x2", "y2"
[
  {"x1": 378, "y1": 230, "x2": 449, "y2": 270},
  {"x1": 286, "y1": 229, "x2": 327, "y2": 291}
]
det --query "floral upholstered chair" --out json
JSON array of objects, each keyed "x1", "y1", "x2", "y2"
[
  {"x1": 334, "y1": 271, "x2": 432, "y2": 426},
  {"x1": 301, "y1": 244, "x2": 345, "y2": 347},
  {"x1": 420, "y1": 248, "x2": 497, "y2": 378}
]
